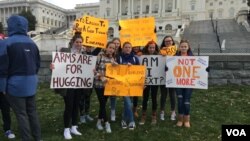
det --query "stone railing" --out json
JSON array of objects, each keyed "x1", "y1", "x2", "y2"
[{"x1": 38, "y1": 54, "x2": 250, "y2": 86}]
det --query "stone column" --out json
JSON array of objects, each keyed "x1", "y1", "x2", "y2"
[
  {"x1": 140, "y1": 0, "x2": 143, "y2": 14},
  {"x1": 119, "y1": 0, "x2": 122, "y2": 15},
  {"x1": 127, "y1": 0, "x2": 130, "y2": 15},
  {"x1": 162, "y1": 0, "x2": 165, "y2": 13},
  {"x1": 131, "y1": 0, "x2": 134, "y2": 17},
  {"x1": 149, "y1": 0, "x2": 152, "y2": 14}
]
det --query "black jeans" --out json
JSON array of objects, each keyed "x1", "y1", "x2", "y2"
[
  {"x1": 0, "y1": 92, "x2": 11, "y2": 132},
  {"x1": 142, "y1": 86, "x2": 158, "y2": 112},
  {"x1": 160, "y1": 86, "x2": 176, "y2": 111},
  {"x1": 63, "y1": 89, "x2": 81, "y2": 128},
  {"x1": 95, "y1": 88, "x2": 109, "y2": 122},
  {"x1": 79, "y1": 88, "x2": 92, "y2": 116},
  {"x1": 6, "y1": 94, "x2": 41, "y2": 141}
]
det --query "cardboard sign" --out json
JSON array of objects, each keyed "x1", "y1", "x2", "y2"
[
  {"x1": 160, "y1": 46, "x2": 177, "y2": 56},
  {"x1": 166, "y1": 56, "x2": 209, "y2": 89},
  {"x1": 139, "y1": 55, "x2": 166, "y2": 85},
  {"x1": 119, "y1": 17, "x2": 157, "y2": 47},
  {"x1": 50, "y1": 52, "x2": 97, "y2": 88},
  {"x1": 104, "y1": 64, "x2": 146, "y2": 96},
  {"x1": 74, "y1": 16, "x2": 109, "y2": 48}
]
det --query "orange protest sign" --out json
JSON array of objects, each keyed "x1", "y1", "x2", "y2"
[
  {"x1": 160, "y1": 45, "x2": 177, "y2": 56},
  {"x1": 119, "y1": 17, "x2": 157, "y2": 47},
  {"x1": 104, "y1": 64, "x2": 146, "y2": 96},
  {"x1": 73, "y1": 15, "x2": 108, "y2": 48}
]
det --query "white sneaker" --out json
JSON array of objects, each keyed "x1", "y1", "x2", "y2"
[
  {"x1": 85, "y1": 115, "x2": 94, "y2": 121},
  {"x1": 70, "y1": 126, "x2": 82, "y2": 135},
  {"x1": 80, "y1": 116, "x2": 86, "y2": 123},
  {"x1": 160, "y1": 112, "x2": 165, "y2": 121},
  {"x1": 105, "y1": 122, "x2": 112, "y2": 133},
  {"x1": 170, "y1": 112, "x2": 176, "y2": 121},
  {"x1": 64, "y1": 128, "x2": 72, "y2": 140},
  {"x1": 96, "y1": 120, "x2": 104, "y2": 130},
  {"x1": 128, "y1": 122, "x2": 136, "y2": 130},
  {"x1": 110, "y1": 110, "x2": 116, "y2": 121},
  {"x1": 121, "y1": 120, "x2": 127, "y2": 129},
  {"x1": 5, "y1": 130, "x2": 15, "y2": 139}
]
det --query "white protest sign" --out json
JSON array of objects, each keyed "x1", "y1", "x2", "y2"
[
  {"x1": 166, "y1": 56, "x2": 209, "y2": 89},
  {"x1": 139, "y1": 55, "x2": 166, "y2": 85},
  {"x1": 50, "y1": 52, "x2": 97, "y2": 88}
]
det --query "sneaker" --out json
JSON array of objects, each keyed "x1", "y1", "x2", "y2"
[
  {"x1": 85, "y1": 115, "x2": 94, "y2": 121},
  {"x1": 121, "y1": 120, "x2": 127, "y2": 129},
  {"x1": 64, "y1": 128, "x2": 72, "y2": 140},
  {"x1": 70, "y1": 126, "x2": 82, "y2": 135},
  {"x1": 110, "y1": 110, "x2": 116, "y2": 121},
  {"x1": 160, "y1": 111, "x2": 165, "y2": 121},
  {"x1": 128, "y1": 122, "x2": 136, "y2": 130},
  {"x1": 5, "y1": 130, "x2": 15, "y2": 139},
  {"x1": 105, "y1": 122, "x2": 112, "y2": 133},
  {"x1": 80, "y1": 115, "x2": 86, "y2": 123},
  {"x1": 96, "y1": 120, "x2": 104, "y2": 130},
  {"x1": 170, "y1": 112, "x2": 176, "y2": 121}
]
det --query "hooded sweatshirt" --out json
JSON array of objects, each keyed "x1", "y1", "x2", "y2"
[{"x1": 0, "y1": 15, "x2": 40, "y2": 97}]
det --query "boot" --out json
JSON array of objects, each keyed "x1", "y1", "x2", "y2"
[
  {"x1": 139, "y1": 111, "x2": 146, "y2": 125},
  {"x1": 176, "y1": 115, "x2": 184, "y2": 127},
  {"x1": 184, "y1": 115, "x2": 190, "y2": 128},
  {"x1": 151, "y1": 111, "x2": 157, "y2": 125},
  {"x1": 133, "y1": 107, "x2": 139, "y2": 118}
]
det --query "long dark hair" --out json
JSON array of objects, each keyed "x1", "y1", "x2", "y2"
[
  {"x1": 160, "y1": 35, "x2": 175, "y2": 49},
  {"x1": 103, "y1": 41, "x2": 116, "y2": 58},
  {"x1": 112, "y1": 37, "x2": 122, "y2": 54},
  {"x1": 68, "y1": 32, "x2": 83, "y2": 48},
  {"x1": 176, "y1": 39, "x2": 193, "y2": 56},
  {"x1": 142, "y1": 40, "x2": 159, "y2": 55}
]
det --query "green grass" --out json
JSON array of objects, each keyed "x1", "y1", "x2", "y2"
[{"x1": 0, "y1": 83, "x2": 250, "y2": 141}]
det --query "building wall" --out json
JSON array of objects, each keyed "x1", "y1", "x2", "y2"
[
  {"x1": 0, "y1": 0, "x2": 248, "y2": 34},
  {"x1": 0, "y1": 0, "x2": 75, "y2": 32}
]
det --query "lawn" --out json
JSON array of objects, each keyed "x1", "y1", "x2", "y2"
[{"x1": 0, "y1": 83, "x2": 249, "y2": 141}]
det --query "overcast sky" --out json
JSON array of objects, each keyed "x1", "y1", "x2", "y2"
[{"x1": 44, "y1": 0, "x2": 99, "y2": 9}]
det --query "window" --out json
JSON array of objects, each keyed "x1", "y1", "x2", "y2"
[
  {"x1": 165, "y1": 24, "x2": 172, "y2": 31},
  {"x1": 106, "y1": 8, "x2": 110, "y2": 16},
  {"x1": 107, "y1": 0, "x2": 110, "y2": 4},
  {"x1": 191, "y1": 4, "x2": 195, "y2": 10},
  {"x1": 218, "y1": 10, "x2": 223, "y2": 18},
  {"x1": 108, "y1": 27, "x2": 114, "y2": 38},
  {"x1": 219, "y1": 2, "x2": 222, "y2": 5},
  {"x1": 242, "y1": 0, "x2": 246, "y2": 3},
  {"x1": 231, "y1": 1, "x2": 234, "y2": 4},
  {"x1": 210, "y1": 2, "x2": 213, "y2": 6}
]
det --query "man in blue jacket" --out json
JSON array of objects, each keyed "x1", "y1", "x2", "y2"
[{"x1": 0, "y1": 15, "x2": 41, "y2": 141}]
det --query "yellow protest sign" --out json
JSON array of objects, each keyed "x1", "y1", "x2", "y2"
[
  {"x1": 160, "y1": 45, "x2": 177, "y2": 56},
  {"x1": 104, "y1": 64, "x2": 146, "y2": 96},
  {"x1": 119, "y1": 17, "x2": 157, "y2": 47},
  {"x1": 73, "y1": 15, "x2": 109, "y2": 48}
]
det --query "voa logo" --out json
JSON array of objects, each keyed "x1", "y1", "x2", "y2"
[{"x1": 226, "y1": 129, "x2": 246, "y2": 136}]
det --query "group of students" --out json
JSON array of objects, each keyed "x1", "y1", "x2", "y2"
[
  {"x1": 50, "y1": 31, "x2": 195, "y2": 140},
  {"x1": 0, "y1": 15, "x2": 195, "y2": 141}
]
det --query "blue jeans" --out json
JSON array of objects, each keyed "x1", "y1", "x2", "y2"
[
  {"x1": 123, "y1": 97, "x2": 134, "y2": 122},
  {"x1": 175, "y1": 88, "x2": 192, "y2": 115},
  {"x1": 110, "y1": 96, "x2": 116, "y2": 111}
]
